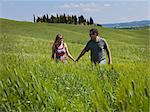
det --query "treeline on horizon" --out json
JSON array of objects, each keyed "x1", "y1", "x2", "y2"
[{"x1": 33, "y1": 14, "x2": 102, "y2": 26}]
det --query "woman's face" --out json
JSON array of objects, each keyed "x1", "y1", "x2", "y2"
[{"x1": 58, "y1": 36, "x2": 64, "y2": 43}]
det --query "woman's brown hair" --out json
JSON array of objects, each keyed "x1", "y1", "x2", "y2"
[{"x1": 54, "y1": 34, "x2": 64, "y2": 45}]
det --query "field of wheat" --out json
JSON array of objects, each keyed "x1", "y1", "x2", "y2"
[{"x1": 0, "y1": 18, "x2": 149, "y2": 112}]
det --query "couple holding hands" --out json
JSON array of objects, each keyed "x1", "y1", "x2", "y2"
[{"x1": 51, "y1": 28, "x2": 112, "y2": 65}]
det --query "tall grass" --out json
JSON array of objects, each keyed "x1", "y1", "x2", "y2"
[{"x1": 0, "y1": 19, "x2": 150, "y2": 112}]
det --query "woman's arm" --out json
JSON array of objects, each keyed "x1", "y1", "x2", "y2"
[
  {"x1": 64, "y1": 43, "x2": 75, "y2": 62},
  {"x1": 51, "y1": 44, "x2": 55, "y2": 59}
]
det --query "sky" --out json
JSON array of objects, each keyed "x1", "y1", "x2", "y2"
[{"x1": 0, "y1": 0, "x2": 150, "y2": 24}]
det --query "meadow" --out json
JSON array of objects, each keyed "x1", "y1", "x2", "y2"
[{"x1": 0, "y1": 18, "x2": 150, "y2": 112}]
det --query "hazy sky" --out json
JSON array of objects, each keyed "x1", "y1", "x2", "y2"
[{"x1": 0, "y1": 0, "x2": 150, "y2": 24}]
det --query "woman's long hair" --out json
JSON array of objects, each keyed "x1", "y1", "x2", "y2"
[{"x1": 53, "y1": 34, "x2": 64, "y2": 47}]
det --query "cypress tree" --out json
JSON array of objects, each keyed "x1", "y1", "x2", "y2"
[
  {"x1": 46, "y1": 14, "x2": 49, "y2": 23},
  {"x1": 50, "y1": 15, "x2": 55, "y2": 23},
  {"x1": 63, "y1": 13, "x2": 67, "y2": 23},
  {"x1": 33, "y1": 14, "x2": 35, "y2": 23},
  {"x1": 56, "y1": 14, "x2": 60, "y2": 23},
  {"x1": 43, "y1": 15, "x2": 47, "y2": 22},
  {"x1": 36, "y1": 16, "x2": 41, "y2": 23},
  {"x1": 90, "y1": 17, "x2": 94, "y2": 25},
  {"x1": 59, "y1": 15, "x2": 62, "y2": 23},
  {"x1": 87, "y1": 19, "x2": 90, "y2": 25},
  {"x1": 78, "y1": 15, "x2": 85, "y2": 25},
  {"x1": 67, "y1": 15, "x2": 72, "y2": 24},
  {"x1": 74, "y1": 15, "x2": 77, "y2": 25}
]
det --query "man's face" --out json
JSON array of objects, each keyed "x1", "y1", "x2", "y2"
[{"x1": 90, "y1": 32, "x2": 97, "y2": 40}]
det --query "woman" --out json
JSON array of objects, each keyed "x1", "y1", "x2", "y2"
[{"x1": 51, "y1": 34, "x2": 75, "y2": 62}]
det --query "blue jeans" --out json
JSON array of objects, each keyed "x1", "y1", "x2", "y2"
[
  {"x1": 56, "y1": 56, "x2": 67, "y2": 63},
  {"x1": 99, "y1": 59, "x2": 106, "y2": 64}
]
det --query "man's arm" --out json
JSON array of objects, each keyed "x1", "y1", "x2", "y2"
[
  {"x1": 64, "y1": 43, "x2": 75, "y2": 62},
  {"x1": 104, "y1": 39, "x2": 112, "y2": 64},
  {"x1": 106, "y1": 47, "x2": 112, "y2": 64},
  {"x1": 76, "y1": 49, "x2": 87, "y2": 62},
  {"x1": 76, "y1": 41, "x2": 90, "y2": 62}
]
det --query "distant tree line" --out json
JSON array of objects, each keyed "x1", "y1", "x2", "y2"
[{"x1": 33, "y1": 14, "x2": 94, "y2": 25}]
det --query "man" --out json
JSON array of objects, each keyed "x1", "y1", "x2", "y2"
[{"x1": 76, "y1": 28, "x2": 112, "y2": 65}]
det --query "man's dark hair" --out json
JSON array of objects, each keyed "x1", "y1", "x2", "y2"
[{"x1": 90, "y1": 28, "x2": 99, "y2": 36}]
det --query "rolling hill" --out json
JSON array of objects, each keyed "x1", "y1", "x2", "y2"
[
  {"x1": 101, "y1": 20, "x2": 150, "y2": 28},
  {"x1": 0, "y1": 18, "x2": 150, "y2": 112}
]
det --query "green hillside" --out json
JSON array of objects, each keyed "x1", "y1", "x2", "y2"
[{"x1": 0, "y1": 18, "x2": 150, "y2": 112}]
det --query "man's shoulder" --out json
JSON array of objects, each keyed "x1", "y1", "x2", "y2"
[
  {"x1": 99, "y1": 37, "x2": 107, "y2": 43},
  {"x1": 87, "y1": 39, "x2": 93, "y2": 44},
  {"x1": 99, "y1": 37, "x2": 105, "y2": 41}
]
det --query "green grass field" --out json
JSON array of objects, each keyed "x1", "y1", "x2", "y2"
[{"x1": 0, "y1": 18, "x2": 150, "y2": 112}]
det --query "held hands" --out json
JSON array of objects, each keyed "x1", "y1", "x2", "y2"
[
  {"x1": 75, "y1": 58, "x2": 79, "y2": 62},
  {"x1": 73, "y1": 58, "x2": 76, "y2": 62},
  {"x1": 73, "y1": 59, "x2": 78, "y2": 63},
  {"x1": 72, "y1": 57, "x2": 77, "y2": 62},
  {"x1": 71, "y1": 58, "x2": 79, "y2": 63}
]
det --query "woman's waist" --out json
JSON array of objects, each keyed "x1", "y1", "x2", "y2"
[
  {"x1": 56, "y1": 52, "x2": 66, "y2": 56},
  {"x1": 56, "y1": 54, "x2": 67, "y2": 59}
]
